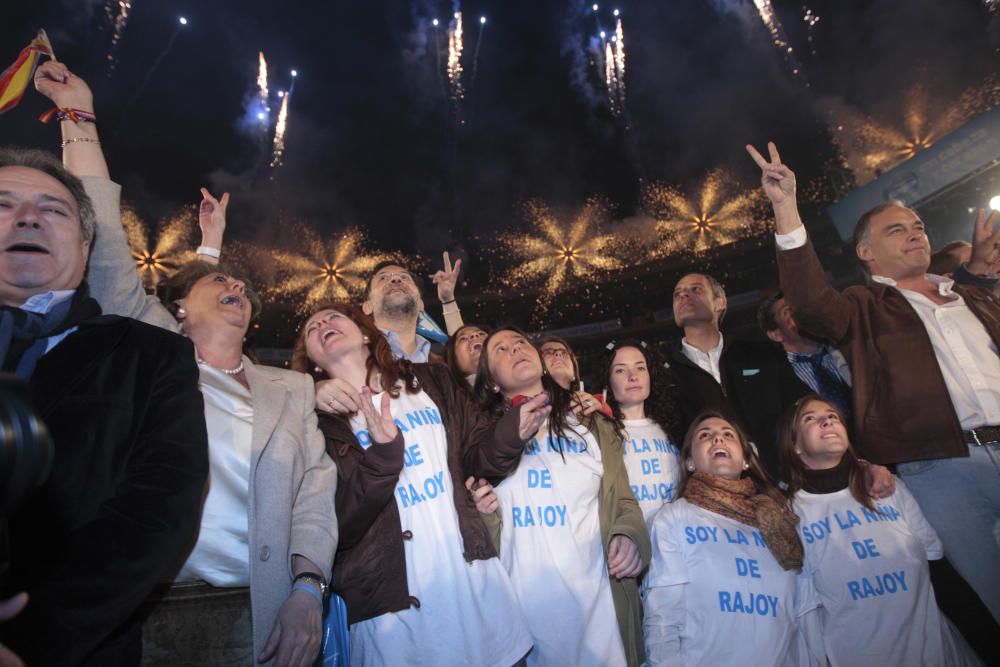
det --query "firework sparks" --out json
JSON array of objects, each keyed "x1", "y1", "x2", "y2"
[
  {"x1": 751, "y1": 0, "x2": 805, "y2": 80},
  {"x1": 257, "y1": 52, "x2": 270, "y2": 110},
  {"x1": 802, "y1": 6, "x2": 820, "y2": 56},
  {"x1": 447, "y1": 12, "x2": 465, "y2": 104},
  {"x1": 825, "y1": 76, "x2": 1000, "y2": 185},
  {"x1": 604, "y1": 41, "x2": 618, "y2": 116},
  {"x1": 600, "y1": 16, "x2": 627, "y2": 119},
  {"x1": 495, "y1": 199, "x2": 627, "y2": 311},
  {"x1": 105, "y1": 0, "x2": 133, "y2": 72},
  {"x1": 642, "y1": 170, "x2": 769, "y2": 257},
  {"x1": 123, "y1": 205, "x2": 198, "y2": 289},
  {"x1": 259, "y1": 224, "x2": 403, "y2": 315},
  {"x1": 270, "y1": 90, "x2": 290, "y2": 168}
]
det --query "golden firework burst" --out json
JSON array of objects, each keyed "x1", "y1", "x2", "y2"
[
  {"x1": 122, "y1": 205, "x2": 197, "y2": 289},
  {"x1": 496, "y1": 198, "x2": 628, "y2": 310},
  {"x1": 643, "y1": 169, "x2": 769, "y2": 257},
  {"x1": 256, "y1": 223, "x2": 404, "y2": 316}
]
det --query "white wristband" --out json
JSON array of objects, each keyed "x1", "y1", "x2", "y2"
[{"x1": 196, "y1": 245, "x2": 221, "y2": 259}]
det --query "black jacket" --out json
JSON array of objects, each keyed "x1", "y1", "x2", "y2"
[
  {"x1": 0, "y1": 315, "x2": 209, "y2": 666},
  {"x1": 669, "y1": 337, "x2": 811, "y2": 479}
]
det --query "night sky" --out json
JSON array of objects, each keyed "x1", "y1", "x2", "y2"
[{"x1": 2, "y1": 0, "x2": 998, "y2": 343}]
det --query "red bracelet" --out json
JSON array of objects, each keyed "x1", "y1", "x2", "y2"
[{"x1": 39, "y1": 107, "x2": 97, "y2": 124}]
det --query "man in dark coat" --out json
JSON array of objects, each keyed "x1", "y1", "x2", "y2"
[{"x1": 0, "y1": 147, "x2": 208, "y2": 665}]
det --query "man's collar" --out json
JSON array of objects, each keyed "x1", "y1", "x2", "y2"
[
  {"x1": 380, "y1": 327, "x2": 431, "y2": 361},
  {"x1": 19, "y1": 289, "x2": 77, "y2": 315},
  {"x1": 681, "y1": 331, "x2": 724, "y2": 357},
  {"x1": 872, "y1": 273, "x2": 955, "y2": 296},
  {"x1": 787, "y1": 343, "x2": 829, "y2": 363}
]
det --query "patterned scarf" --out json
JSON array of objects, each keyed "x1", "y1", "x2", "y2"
[
  {"x1": 0, "y1": 283, "x2": 101, "y2": 379},
  {"x1": 683, "y1": 471, "x2": 804, "y2": 571}
]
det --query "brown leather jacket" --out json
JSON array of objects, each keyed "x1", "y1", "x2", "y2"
[
  {"x1": 317, "y1": 363, "x2": 526, "y2": 624},
  {"x1": 777, "y1": 237, "x2": 1000, "y2": 464}
]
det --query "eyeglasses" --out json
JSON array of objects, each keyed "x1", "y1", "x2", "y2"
[{"x1": 540, "y1": 347, "x2": 571, "y2": 359}]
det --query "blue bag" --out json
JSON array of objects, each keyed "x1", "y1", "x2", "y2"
[{"x1": 318, "y1": 593, "x2": 350, "y2": 667}]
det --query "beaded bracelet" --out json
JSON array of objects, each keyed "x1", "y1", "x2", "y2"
[
  {"x1": 60, "y1": 137, "x2": 100, "y2": 148},
  {"x1": 40, "y1": 107, "x2": 97, "y2": 124}
]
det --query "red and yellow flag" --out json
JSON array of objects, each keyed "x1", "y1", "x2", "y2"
[{"x1": 0, "y1": 30, "x2": 55, "y2": 114}]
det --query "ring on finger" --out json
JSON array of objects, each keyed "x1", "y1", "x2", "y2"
[{"x1": 584, "y1": 399, "x2": 593, "y2": 407}]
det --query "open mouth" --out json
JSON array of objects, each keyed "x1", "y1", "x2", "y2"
[
  {"x1": 471, "y1": 342, "x2": 482, "y2": 353},
  {"x1": 6, "y1": 242, "x2": 49, "y2": 254},
  {"x1": 321, "y1": 329, "x2": 342, "y2": 343},
  {"x1": 220, "y1": 294, "x2": 244, "y2": 309},
  {"x1": 710, "y1": 448, "x2": 731, "y2": 459}
]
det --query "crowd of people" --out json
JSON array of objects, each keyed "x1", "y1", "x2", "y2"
[{"x1": 1, "y1": 60, "x2": 999, "y2": 667}]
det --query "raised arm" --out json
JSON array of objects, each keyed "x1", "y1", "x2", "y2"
[
  {"x1": 430, "y1": 251, "x2": 465, "y2": 335},
  {"x1": 746, "y1": 141, "x2": 854, "y2": 344}
]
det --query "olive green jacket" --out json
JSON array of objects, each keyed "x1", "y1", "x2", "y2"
[{"x1": 483, "y1": 414, "x2": 650, "y2": 667}]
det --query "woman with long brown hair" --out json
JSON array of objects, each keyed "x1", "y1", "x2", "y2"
[
  {"x1": 474, "y1": 328, "x2": 649, "y2": 667},
  {"x1": 293, "y1": 303, "x2": 545, "y2": 667},
  {"x1": 779, "y1": 395, "x2": 982, "y2": 666},
  {"x1": 643, "y1": 411, "x2": 818, "y2": 666}
]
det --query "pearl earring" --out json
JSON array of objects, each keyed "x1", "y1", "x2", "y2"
[
  {"x1": 492, "y1": 385, "x2": 500, "y2": 393},
  {"x1": 314, "y1": 366, "x2": 322, "y2": 373},
  {"x1": 686, "y1": 463, "x2": 695, "y2": 472},
  {"x1": 177, "y1": 307, "x2": 186, "y2": 316},
  {"x1": 363, "y1": 336, "x2": 370, "y2": 343},
  {"x1": 743, "y1": 462, "x2": 750, "y2": 470},
  {"x1": 794, "y1": 449, "x2": 802, "y2": 455}
]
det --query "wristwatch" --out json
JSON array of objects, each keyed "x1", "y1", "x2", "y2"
[{"x1": 293, "y1": 572, "x2": 328, "y2": 600}]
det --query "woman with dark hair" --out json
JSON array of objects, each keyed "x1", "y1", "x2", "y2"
[
  {"x1": 644, "y1": 411, "x2": 819, "y2": 666},
  {"x1": 600, "y1": 339, "x2": 683, "y2": 524},
  {"x1": 293, "y1": 303, "x2": 542, "y2": 667},
  {"x1": 444, "y1": 323, "x2": 489, "y2": 390},
  {"x1": 779, "y1": 395, "x2": 982, "y2": 666},
  {"x1": 536, "y1": 335, "x2": 611, "y2": 417},
  {"x1": 474, "y1": 328, "x2": 650, "y2": 667}
]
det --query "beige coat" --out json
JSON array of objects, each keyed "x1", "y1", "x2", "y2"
[{"x1": 83, "y1": 176, "x2": 339, "y2": 662}]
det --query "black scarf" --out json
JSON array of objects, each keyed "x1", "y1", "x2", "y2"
[{"x1": 1, "y1": 282, "x2": 101, "y2": 379}]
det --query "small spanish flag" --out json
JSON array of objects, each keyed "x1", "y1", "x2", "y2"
[{"x1": 0, "y1": 30, "x2": 55, "y2": 114}]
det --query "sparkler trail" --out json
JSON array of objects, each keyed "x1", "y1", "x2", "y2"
[
  {"x1": 447, "y1": 11, "x2": 465, "y2": 108},
  {"x1": 604, "y1": 41, "x2": 618, "y2": 117},
  {"x1": 105, "y1": 0, "x2": 133, "y2": 74},
  {"x1": 257, "y1": 52, "x2": 270, "y2": 110},
  {"x1": 471, "y1": 16, "x2": 486, "y2": 91},
  {"x1": 122, "y1": 205, "x2": 198, "y2": 289},
  {"x1": 613, "y1": 17, "x2": 626, "y2": 113},
  {"x1": 494, "y1": 199, "x2": 629, "y2": 314},
  {"x1": 270, "y1": 90, "x2": 290, "y2": 168},
  {"x1": 751, "y1": 0, "x2": 806, "y2": 81},
  {"x1": 642, "y1": 170, "x2": 769, "y2": 257},
  {"x1": 255, "y1": 224, "x2": 404, "y2": 316},
  {"x1": 802, "y1": 6, "x2": 820, "y2": 56}
]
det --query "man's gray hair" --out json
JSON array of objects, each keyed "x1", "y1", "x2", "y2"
[{"x1": 0, "y1": 147, "x2": 97, "y2": 245}]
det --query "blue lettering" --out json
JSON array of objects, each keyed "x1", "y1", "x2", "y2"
[
  {"x1": 402, "y1": 444, "x2": 425, "y2": 468},
  {"x1": 718, "y1": 591, "x2": 777, "y2": 617},
  {"x1": 736, "y1": 558, "x2": 761, "y2": 578},
  {"x1": 641, "y1": 458, "x2": 663, "y2": 475},
  {"x1": 724, "y1": 528, "x2": 749, "y2": 545},
  {"x1": 528, "y1": 469, "x2": 553, "y2": 488},
  {"x1": 847, "y1": 571, "x2": 908, "y2": 600}
]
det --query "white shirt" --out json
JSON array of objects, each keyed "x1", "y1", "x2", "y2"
[
  {"x1": 644, "y1": 498, "x2": 814, "y2": 667},
  {"x1": 176, "y1": 363, "x2": 254, "y2": 586},
  {"x1": 495, "y1": 417, "x2": 626, "y2": 667},
  {"x1": 381, "y1": 328, "x2": 432, "y2": 363},
  {"x1": 621, "y1": 419, "x2": 681, "y2": 525},
  {"x1": 681, "y1": 332, "x2": 724, "y2": 384},
  {"x1": 20, "y1": 289, "x2": 77, "y2": 355},
  {"x1": 794, "y1": 481, "x2": 978, "y2": 667},
  {"x1": 349, "y1": 388, "x2": 532, "y2": 667},
  {"x1": 776, "y1": 224, "x2": 1000, "y2": 429}
]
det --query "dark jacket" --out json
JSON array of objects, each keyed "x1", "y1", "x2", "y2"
[
  {"x1": 0, "y1": 315, "x2": 209, "y2": 666},
  {"x1": 778, "y1": 237, "x2": 1000, "y2": 464},
  {"x1": 317, "y1": 363, "x2": 526, "y2": 624},
  {"x1": 669, "y1": 338, "x2": 811, "y2": 478}
]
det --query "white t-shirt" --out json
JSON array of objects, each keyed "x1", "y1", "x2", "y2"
[
  {"x1": 348, "y1": 388, "x2": 533, "y2": 667},
  {"x1": 645, "y1": 498, "x2": 811, "y2": 666},
  {"x1": 794, "y1": 480, "x2": 979, "y2": 667},
  {"x1": 621, "y1": 418, "x2": 681, "y2": 524},
  {"x1": 176, "y1": 366, "x2": 253, "y2": 586},
  {"x1": 495, "y1": 417, "x2": 626, "y2": 667}
]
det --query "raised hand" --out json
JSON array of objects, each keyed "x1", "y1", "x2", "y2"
[
  {"x1": 570, "y1": 390, "x2": 602, "y2": 417},
  {"x1": 968, "y1": 208, "x2": 1000, "y2": 276},
  {"x1": 198, "y1": 187, "x2": 229, "y2": 254},
  {"x1": 517, "y1": 392, "x2": 552, "y2": 440},
  {"x1": 746, "y1": 142, "x2": 796, "y2": 207},
  {"x1": 465, "y1": 476, "x2": 499, "y2": 514},
  {"x1": 315, "y1": 378, "x2": 364, "y2": 415},
  {"x1": 430, "y1": 251, "x2": 463, "y2": 303},
  {"x1": 33, "y1": 61, "x2": 93, "y2": 111},
  {"x1": 607, "y1": 535, "x2": 643, "y2": 578},
  {"x1": 358, "y1": 386, "x2": 399, "y2": 444}
]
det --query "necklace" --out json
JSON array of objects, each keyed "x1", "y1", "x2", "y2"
[{"x1": 197, "y1": 356, "x2": 245, "y2": 375}]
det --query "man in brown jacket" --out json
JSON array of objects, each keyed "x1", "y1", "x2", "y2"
[{"x1": 748, "y1": 141, "x2": 1000, "y2": 623}]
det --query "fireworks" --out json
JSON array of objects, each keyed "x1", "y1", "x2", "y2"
[
  {"x1": 494, "y1": 199, "x2": 628, "y2": 311},
  {"x1": 122, "y1": 205, "x2": 198, "y2": 289},
  {"x1": 447, "y1": 12, "x2": 465, "y2": 103},
  {"x1": 270, "y1": 90, "x2": 289, "y2": 168},
  {"x1": 642, "y1": 170, "x2": 769, "y2": 257},
  {"x1": 105, "y1": 0, "x2": 132, "y2": 72},
  {"x1": 258, "y1": 224, "x2": 403, "y2": 316},
  {"x1": 802, "y1": 6, "x2": 820, "y2": 56},
  {"x1": 257, "y1": 52, "x2": 270, "y2": 110},
  {"x1": 825, "y1": 76, "x2": 1000, "y2": 185},
  {"x1": 751, "y1": 0, "x2": 805, "y2": 80}
]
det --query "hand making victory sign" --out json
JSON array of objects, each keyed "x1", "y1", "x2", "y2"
[{"x1": 745, "y1": 141, "x2": 804, "y2": 234}]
